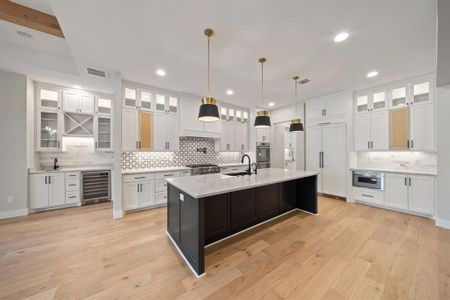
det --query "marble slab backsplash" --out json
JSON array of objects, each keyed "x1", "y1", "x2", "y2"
[
  {"x1": 121, "y1": 137, "x2": 242, "y2": 170},
  {"x1": 354, "y1": 151, "x2": 437, "y2": 171},
  {"x1": 38, "y1": 137, "x2": 114, "y2": 168}
]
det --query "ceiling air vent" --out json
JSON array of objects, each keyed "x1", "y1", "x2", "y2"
[
  {"x1": 299, "y1": 78, "x2": 310, "y2": 85},
  {"x1": 86, "y1": 67, "x2": 107, "y2": 78}
]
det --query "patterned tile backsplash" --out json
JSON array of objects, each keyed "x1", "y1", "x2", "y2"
[{"x1": 122, "y1": 137, "x2": 242, "y2": 170}]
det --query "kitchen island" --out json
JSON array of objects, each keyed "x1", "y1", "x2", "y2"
[{"x1": 166, "y1": 168, "x2": 318, "y2": 276}]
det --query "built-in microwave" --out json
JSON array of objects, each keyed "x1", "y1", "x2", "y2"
[{"x1": 352, "y1": 171, "x2": 384, "y2": 190}]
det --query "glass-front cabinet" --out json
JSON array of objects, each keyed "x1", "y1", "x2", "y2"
[
  {"x1": 124, "y1": 87, "x2": 138, "y2": 108},
  {"x1": 411, "y1": 79, "x2": 432, "y2": 105},
  {"x1": 390, "y1": 85, "x2": 408, "y2": 108},
  {"x1": 139, "y1": 90, "x2": 152, "y2": 111},
  {"x1": 372, "y1": 90, "x2": 387, "y2": 110},
  {"x1": 97, "y1": 97, "x2": 112, "y2": 115},
  {"x1": 95, "y1": 116, "x2": 112, "y2": 151},
  {"x1": 38, "y1": 110, "x2": 62, "y2": 151},
  {"x1": 38, "y1": 87, "x2": 60, "y2": 110},
  {"x1": 355, "y1": 94, "x2": 369, "y2": 113}
]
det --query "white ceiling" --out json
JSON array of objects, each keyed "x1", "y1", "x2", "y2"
[
  {"x1": 0, "y1": 0, "x2": 438, "y2": 108},
  {"x1": 11, "y1": 0, "x2": 54, "y2": 15}
]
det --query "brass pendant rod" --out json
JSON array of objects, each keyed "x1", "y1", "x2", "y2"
[{"x1": 207, "y1": 35, "x2": 210, "y2": 97}]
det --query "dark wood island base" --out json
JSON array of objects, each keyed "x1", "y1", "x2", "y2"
[{"x1": 167, "y1": 175, "x2": 317, "y2": 277}]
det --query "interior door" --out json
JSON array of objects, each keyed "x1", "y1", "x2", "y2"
[
  {"x1": 370, "y1": 110, "x2": 389, "y2": 150},
  {"x1": 167, "y1": 114, "x2": 180, "y2": 151},
  {"x1": 410, "y1": 103, "x2": 435, "y2": 151},
  {"x1": 322, "y1": 123, "x2": 346, "y2": 197},
  {"x1": 408, "y1": 175, "x2": 434, "y2": 215},
  {"x1": 306, "y1": 126, "x2": 323, "y2": 192},
  {"x1": 30, "y1": 174, "x2": 49, "y2": 209},
  {"x1": 122, "y1": 109, "x2": 138, "y2": 151},
  {"x1": 389, "y1": 107, "x2": 410, "y2": 150},
  {"x1": 139, "y1": 111, "x2": 153, "y2": 150},
  {"x1": 153, "y1": 112, "x2": 167, "y2": 151},
  {"x1": 354, "y1": 113, "x2": 370, "y2": 150},
  {"x1": 49, "y1": 173, "x2": 65, "y2": 207}
]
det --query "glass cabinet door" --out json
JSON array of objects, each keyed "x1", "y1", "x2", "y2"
[
  {"x1": 124, "y1": 88, "x2": 137, "y2": 108},
  {"x1": 236, "y1": 110, "x2": 242, "y2": 122},
  {"x1": 39, "y1": 111, "x2": 60, "y2": 150},
  {"x1": 356, "y1": 95, "x2": 369, "y2": 112},
  {"x1": 228, "y1": 108, "x2": 235, "y2": 121},
  {"x1": 390, "y1": 86, "x2": 408, "y2": 108},
  {"x1": 168, "y1": 96, "x2": 178, "y2": 113},
  {"x1": 140, "y1": 90, "x2": 152, "y2": 110},
  {"x1": 220, "y1": 107, "x2": 227, "y2": 120},
  {"x1": 243, "y1": 111, "x2": 249, "y2": 123},
  {"x1": 39, "y1": 88, "x2": 60, "y2": 110},
  {"x1": 155, "y1": 94, "x2": 166, "y2": 112},
  {"x1": 96, "y1": 116, "x2": 112, "y2": 150},
  {"x1": 372, "y1": 91, "x2": 386, "y2": 110},
  {"x1": 412, "y1": 81, "x2": 430, "y2": 105},
  {"x1": 97, "y1": 98, "x2": 112, "y2": 114}
]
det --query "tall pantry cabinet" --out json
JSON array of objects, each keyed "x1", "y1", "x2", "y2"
[{"x1": 305, "y1": 92, "x2": 349, "y2": 198}]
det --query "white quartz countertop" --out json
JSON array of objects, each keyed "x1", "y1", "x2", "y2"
[
  {"x1": 121, "y1": 166, "x2": 192, "y2": 174},
  {"x1": 166, "y1": 168, "x2": 318, "y2": 198},
  {"x1": 350, "y1": 167, "x2": 437, "y2": 176},
  {"x1": 29, "y1": 165, "x2": 114, "y2": 174},
  {"x1": 218, "y1": 163, "x2": 247, "y2": 168}
]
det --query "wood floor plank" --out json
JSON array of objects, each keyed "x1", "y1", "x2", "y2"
[{"x1": 0, "y1": 197, "x2": 448, "y2": 299}]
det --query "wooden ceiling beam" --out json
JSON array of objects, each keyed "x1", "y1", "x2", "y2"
[{"x1": 0, "y1": 0, "x2": 64, "y2": 38}]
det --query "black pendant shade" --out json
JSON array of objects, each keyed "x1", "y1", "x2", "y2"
[
  {"x1": 289, "y1": 119, "x2": 304, "y2": 132},
  {"x1": 254, "y1": 110, "x2": 271, "y2": 128},
  {"x1": 198, "y1": 98, "x2": 220, "y2": 122}
]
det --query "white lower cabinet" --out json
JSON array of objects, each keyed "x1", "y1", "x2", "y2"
[
  {"x1": 30, "y1": 172, "x2": 72, "y2": 210},
  {"x1": 356, "y1": 172, "x2": 435, "y2": 217},
  {"x1": 123, "y1": 170, "x2": 189, "y2": 211}
]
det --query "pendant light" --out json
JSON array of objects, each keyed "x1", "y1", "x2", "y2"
[
  {"x1": 289, "y1": 76, "x2": 304, "y2": 132},
  {"x1": 254, "y1": 57, "x2": 271, "y2": 128},
  {"x1": 198, "y1": 28, "x2": 220, "y2": 122}
]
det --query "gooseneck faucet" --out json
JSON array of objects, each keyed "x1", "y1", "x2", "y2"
[{"x1": 241, "y1": 154, "x2": 252, "y2": 175}]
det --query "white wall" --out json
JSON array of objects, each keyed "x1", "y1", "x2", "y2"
[
  {"x1": 0, "y1": 70, "x2": 28, "y2": 218},
  {"x1": 436, "y1": 85, "x2": 450, "y2": 228},
  {"x1": 112, "y1": 73, "x2": 123, "y2": 218},
  {"x1": 26, "y1": 78, "x2": 37, "y2": 170}
]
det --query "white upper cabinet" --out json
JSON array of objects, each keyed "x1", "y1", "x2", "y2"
[
  {"x1": 139, "y1": 90, "x2": 153, "y2": 111},
  {"x1": 122, "y1": 109, "x2": 139, "y2": 151},
  {"x1": 153, "y1": 112, "x2": 179, "y2": 151},
  {"x1": 124, "y1": 87, "x2": 138, "y2": 108},
  {"x1": 179, "y1": 95, "x2": 222, "y2": 137},
  {"x1": 155, "y1": 93, "x2": 179, "y2": 114},
  {"x1": 410, "y1": 77, "x2": 433, "y2": 106},
  {"x1": 256, "y1": 127, "x2": 270, "y2": 143},
  {"x1": 389, "y1": 84, "x2": 409, "y2": 108},
  {"x1": 354, "y1": 112, "x2": 371, "y2": 150},
  {"x1": 96, "y1": 97, "x2": 112, "y2": 115},
  {"x1": 95, "y1": 116, "x2": 113, "y2": 151},
  {"x1": 355, "y1": 94, "x2": 369, "y2": 113},
  {"x1": 38, "y1": 87, "x2": 61, "y2": 110},
  {"x1": 410, "y1": 103, "x2": 435, "y2": 151},
  {"x1": 372, "y1": 90, "x2": 387, "y2": 111},
  {"x1": 63, "y1": 91, "x2": 94, "y2": 114},
  {"x1": 370, "y1": 110, "x2": 389, "y2": 150},
  {"x1": 306, "y1": 92, "x2": 349, "y2": 126}
]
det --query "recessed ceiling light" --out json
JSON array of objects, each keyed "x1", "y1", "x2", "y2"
[
  {"x1": 17, "y1": 30, "x2": 32, "y2": 38},
  {"x1": 73, "y1": 85, "x2": 82, "y2": 89},
  {"x1": 268, "y1": 102, "x2": 275, "y2": 107},
  {"x1": 226, "y1": 89, "x2": 234, "y2": 95},
  {"x1": 366, "y1": 71, "x2": 379, "y2": 78},
  {"x1": 334, "y1": 32, "x2": 349, "y2": 43},
  {"x1": 156, "y1": 69, "x2": 166, "y2": 77}
]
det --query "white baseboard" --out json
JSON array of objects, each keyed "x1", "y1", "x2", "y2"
[
  {"x1": 113, "y1": 209, "x2": 124, "y2": 219},
  {"x1": 0, "y1": 208, "x2": 28, "y2": 219},
  {"x1": 436, "y1": 217, "x2": 450, "y2": 229}
]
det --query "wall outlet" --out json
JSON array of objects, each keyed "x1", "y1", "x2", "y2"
[{"x1": 7, "y1": 196, "x2": 14, "y2": 204}]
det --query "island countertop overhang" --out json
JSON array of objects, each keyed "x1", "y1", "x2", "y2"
[{"x1": 166, "y1": 168, "x2": 319, "y2": 198}]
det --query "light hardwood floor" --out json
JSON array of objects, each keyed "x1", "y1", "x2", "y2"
[{"x1": 1, "y1": 196, "x2": 449, "y2": 299}]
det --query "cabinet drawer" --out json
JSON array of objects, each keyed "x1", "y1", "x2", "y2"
[
  {"x1": 352, "y1": 187, "x2": 383, "y2": 205},
  {"x1": 65, "y1": 172, "x2": 80, "y2": 180},
  {"x1": 154, "y1": 171, "x2": 180, "y2": 180},
  {"x1": 155, "y1": 179, "x2": 168, "y2": 192},
  {"x1": 154, "y1": 191, "x2": 168, "y2": 205},
  {"x1": 66, "y1": 191, "x2": 80, "y2": 204},
  {"x1": 66, "y1": 179, "x2": 80, "y2": 191},
  {"x1": 123, "y1": 173, "x2": 155, "y2": 183}
]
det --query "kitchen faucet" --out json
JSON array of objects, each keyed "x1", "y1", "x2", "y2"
[
  {"x1": 53, "y1": 157, "x2": 59, "y2": 170},
  {"x1": 241, "y1": 154, "x2": 252, "y2": 175}
]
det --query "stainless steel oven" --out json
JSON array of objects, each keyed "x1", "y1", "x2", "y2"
[
  {"x1": 256, "y1": 142, "x2": 270, "y2": 169},
  {"x1": 352, "y1": 171, "x2": 384, "y2": 190}
]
